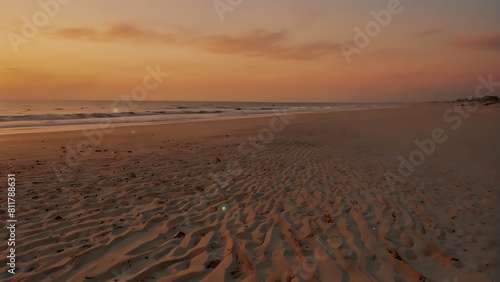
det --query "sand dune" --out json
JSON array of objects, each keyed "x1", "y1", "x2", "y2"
[{"x1": 0, "y1": 104, "x2": 498, "y2": 281}]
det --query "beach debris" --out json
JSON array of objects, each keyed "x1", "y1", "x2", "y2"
[
  {"x1": 387, "y1": 248, "x2": 404, "y2": 261},
  {"x1": 216, "y1": 157, "x2": 221, "y2": 163},
  {"x1": 231, "y1": 267, "x2": 243, "y2": 278},
  {"x1": 207, "y1": 259, "x2": 221, "y2": 269},
  {"x1": 447, "y1": 209, "x2": 458, "y2": 220},
  {"x1": 55, "y1": 215, "x2": 63, "y2": 220},
  {"x1": 324, "y1": 213, "x2": 333, "y2": 223},
  {"x1": 174, "y1": 231, "x2": 186, "y2": 238}
]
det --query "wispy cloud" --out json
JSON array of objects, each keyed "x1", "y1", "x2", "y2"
[
  {"x1": 45, "y1": 23, "x2": 338, "y2": 60},
  {"x1": 449, "y1": 33, "x2": 500, "y2": 50},
  {"x1": 197, "y1": 29, "x2": 338, "y2": 60},
  {"x1": 46, "y1": 23, "x2": 181, "y2": 44},
  {"x1": 414, "y1": 29, "x2": 442, "y2": 37}
]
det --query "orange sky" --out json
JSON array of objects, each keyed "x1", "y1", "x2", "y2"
[{"x1": 1, "y1": 1, "x2": 499, "y2": 102}]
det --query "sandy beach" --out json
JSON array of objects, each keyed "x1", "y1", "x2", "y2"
[{"x1": 0, "y1": 103, "x2": 498, "y2": 282}]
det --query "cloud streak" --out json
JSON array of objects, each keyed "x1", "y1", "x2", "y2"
[
  {"x1": 45, "y1": 24, "x2": 338, "y2": 60},
  {"x1": 196, "y1": 29, "x2": 338, "y2": 60},
  {"x1": 414, "y1": 29, "x2": 442, "y2": 37},
  {"x1": 46, "y1": 23, "x2": 181, "y2": 44},
  {"x1": 449, "y1": 33, "x2": 500, "y2": 51}
]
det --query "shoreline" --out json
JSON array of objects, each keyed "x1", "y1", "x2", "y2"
[{"x1": 0, "y1": 104, "x2": 403, "y2": 137}]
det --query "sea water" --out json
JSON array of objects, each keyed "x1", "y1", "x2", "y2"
[{"x1": 0, "y1": 100, "x2": 398, "y2": 135}]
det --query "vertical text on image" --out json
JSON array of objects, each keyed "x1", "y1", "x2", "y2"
[{"x1": 6, "y1": 174, "x2": 17, "y2": 275}]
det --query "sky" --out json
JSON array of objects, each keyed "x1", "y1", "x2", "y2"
[{"x1": 1, "y1": 0, "x2": 499, "y2": 102}]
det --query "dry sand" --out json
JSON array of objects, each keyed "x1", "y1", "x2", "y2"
[{"x1": 0, "y1": 103, "x2": 498, "y2": 282}]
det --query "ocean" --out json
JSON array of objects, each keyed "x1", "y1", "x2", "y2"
[{"x1": 0, "y1": 100, "x2": 397, "y2": 135}]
